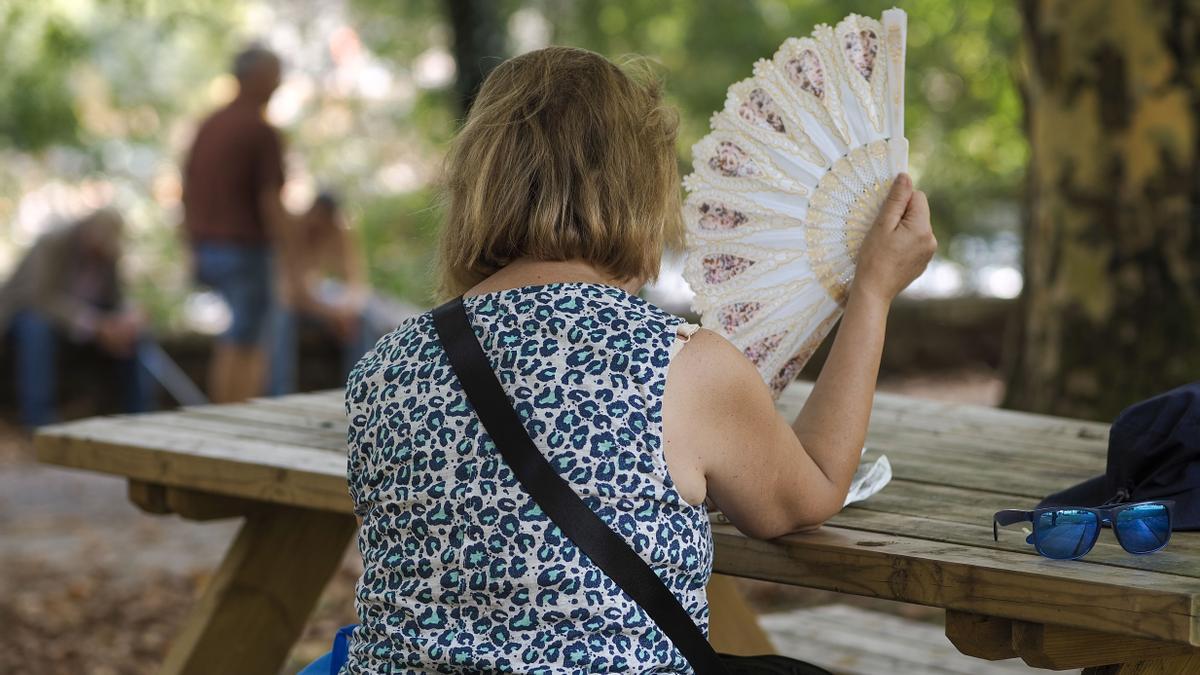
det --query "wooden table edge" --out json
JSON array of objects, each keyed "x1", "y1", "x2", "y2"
[
  {"x1": 34, "y1": 425, "x2": 354, "y2": 514},
  {"x1": 711, "y1": 527, "x2": 1200, "y2": 648}
]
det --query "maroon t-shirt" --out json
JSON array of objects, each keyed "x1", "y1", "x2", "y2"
[{"x1": 182, "y1": 101, "x2": 285, "y2": 245}]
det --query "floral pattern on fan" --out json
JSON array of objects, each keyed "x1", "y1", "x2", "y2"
[
  {"x1": 737, "y1": 88, "x2": 786, "y2": 133},
  {"x1": 696, "y1": 201, "x2": 750, "y2": 231},
  {"x1": 702, "y1": 253, "x2": 756, "y2": 284},
  {"x1": 717, "y1": 302, "x2": 763, "y2": 332},
  {"x1": 790, "y1": 49, "x2": 825, "y2": 99},
  {"x1": 683, "y1": 9, "x2": 908, "y2": 397}
]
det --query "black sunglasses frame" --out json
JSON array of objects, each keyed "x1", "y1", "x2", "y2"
[{"x1": 992, "y1": 500, "x2": 1174, "y2": 560}]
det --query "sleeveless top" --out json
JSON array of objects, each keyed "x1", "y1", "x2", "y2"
[{"x1": 344, "y1": 283, "x2": 712, "y2": 674}]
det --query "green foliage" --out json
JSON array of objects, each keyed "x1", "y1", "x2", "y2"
[
  {"x1": 0, "y1": 1, "x2": 242, "y2": 151},
  {"x1": 0, "y1": 5, "x2": 87, "y2": 149},
  {"x1": 0, "y1": 0, "x2": 1027, "y2": 327},
  {"x1": 356, "y1": 188, "x2": 443, "y2": 303},
  {"x1": 538, "y1": 0, "x2": 1026, "y2": 240},
  {"x1": 0, "y1": 0, "x2": 248, "y2": 330}
]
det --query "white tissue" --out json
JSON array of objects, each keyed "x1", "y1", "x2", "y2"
[{"x1": 843, "y1": 447, "x2": 892, "y2": 506}]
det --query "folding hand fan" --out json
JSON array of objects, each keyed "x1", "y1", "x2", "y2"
[{"x1": 682, "y1": 9, "x2": 908, "y2": 397}]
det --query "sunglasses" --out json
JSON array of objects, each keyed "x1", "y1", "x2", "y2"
[{"x1": 993, "y1": 500, "x2": 1173, "y2": 560}]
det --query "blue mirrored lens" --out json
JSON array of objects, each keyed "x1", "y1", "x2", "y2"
[
  {"x1": 1116, "y1": 503, "x2": 1171, "y2": 554},
  {"x1": 1034, "y1": 509, "x2": 1099, "y2": 559}
]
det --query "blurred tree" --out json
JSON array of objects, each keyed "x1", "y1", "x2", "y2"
[
  {"x1": 444, "y1": 0, "x2": 508, "y2": 113},
  {"x1": 0, "y1": 7, "x2": 86, "y2": 150},
  {"x1": 1005, "y1": 0, "x2": 1200, "y2": 420}
]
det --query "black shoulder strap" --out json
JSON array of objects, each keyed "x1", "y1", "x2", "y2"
[{"x1": 432, "y1": 297, "x2": 728, "y2": 675}]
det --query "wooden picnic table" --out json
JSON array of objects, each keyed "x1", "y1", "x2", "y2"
[{"x1": 35, "y1": 382, "x2": 1200, "y2": 674}]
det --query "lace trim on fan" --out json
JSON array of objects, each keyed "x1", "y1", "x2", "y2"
[
  {"x1": 683, "y1": 239, "x2": 804, "y2": 301},
  {"x1": 716, "y1": 79, "x2": 829, "y2": 170},
  {"x1": 683, "y1": 185, "x2": 803, "y2": 231},
  {"x1": 804, "y1": 144, "x2": 893, "y2": 302},
  {"x1": 758, "y1": 38, "x2": 851, "y2": 151},
  {"x1": 819, "y1": 15, "x2": 889, "y2": 139},
  {"x1": 837, "y1": 16, "x2": 886, "y2": 130},
  {"x1": 706, "y1": 290, "x2": 818, "y2": 342}
]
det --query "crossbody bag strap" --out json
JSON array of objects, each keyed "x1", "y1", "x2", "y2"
[{"x1": 432, "y1": 297, "x2": 729, "y2": 675}]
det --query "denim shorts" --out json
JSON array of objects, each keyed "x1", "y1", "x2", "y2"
[{"x1": 194, "y1": 243, "x2": 272, "y2": 345}]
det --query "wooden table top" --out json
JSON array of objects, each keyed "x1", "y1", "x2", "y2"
[{"x1": 35, "y1": 383, "x2": 1200, "y2": 647}]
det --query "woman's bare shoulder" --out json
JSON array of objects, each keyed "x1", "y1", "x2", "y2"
[
  {"x1": 664, "y1": 328, "x2": 780, "y2": 455},
  {"x1": 663, "y1": 326, "x2": 794, "y2": 509},
  {"x1": 668, "y1": 328, "x2": 769, "y2": 404}
]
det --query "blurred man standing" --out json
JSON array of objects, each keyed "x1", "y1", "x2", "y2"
[
  {"x1": 0, "y1": 209, "x2": 150, "y2": 427},
  {"x1": 182, "y1": 44, "x2": 290, "y2": 402}
]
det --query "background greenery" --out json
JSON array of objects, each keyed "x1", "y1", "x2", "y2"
[{"x1": 0, "y1": 0, "x2": 1025, "y2": 329}]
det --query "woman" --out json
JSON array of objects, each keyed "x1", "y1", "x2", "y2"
[
  {"x1": 340, "y1": 47, "x2": 933, "y2": 673},
  {"x1": 270, "y1": 191, "x2": 372, "y2": 395}
]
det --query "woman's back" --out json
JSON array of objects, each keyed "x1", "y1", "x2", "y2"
[{"x1": 345, "y1": 283, "x2": 710, "y2": 673}]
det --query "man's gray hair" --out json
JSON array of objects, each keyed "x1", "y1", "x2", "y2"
[{"x1": 232, "y1": 44, "x2": 280, "y2": 80}]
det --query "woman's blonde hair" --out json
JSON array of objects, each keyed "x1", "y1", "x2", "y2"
[{"x1": 436, "y1": 47, "x2": 683, "y2": 298}]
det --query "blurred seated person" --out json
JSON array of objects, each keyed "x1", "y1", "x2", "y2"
[
  {"x1": 269, "y1": 191, "x2": 371, "y2": 395},
  {"x1": 0, "y1": 209, "x2": 151, "y2": 427}
]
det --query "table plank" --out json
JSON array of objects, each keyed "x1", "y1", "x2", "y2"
[
  {"x1": 138, "y1": 411, "x2": 347, "y2": 450},
  {"x1": 830, "y1": 505, "x2": 1200, "y2": 576},
  {"x1": 786, "y1": 385, "x2": 1109, "y2": 452},
  {"x1": 712, "y1": 525, "x2": 1200, "y2": 646},
  {"x1": 36, "y1": 415, "x2": 352, "y2": 512},
  {"x1": 34, "y1": 383, "x2": 1200, "y2": 647}
]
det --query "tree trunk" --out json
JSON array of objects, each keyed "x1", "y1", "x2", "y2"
[
  {"x1": 444, "y1": 0, "x2": 507, "y2": 115},
  {"x1": 1005, "y1": 0, "x2": 1200, "y2": 421}
]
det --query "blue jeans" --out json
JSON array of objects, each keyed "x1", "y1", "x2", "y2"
[
  {"x1": 8, "y1": 310, "x2": 153, "y2": 428},
  {"x1": 193, "y1": 243, "x2": 272, "y2": 345},
  {"x1": 267, "y1": 306, "x2": 371, "y2": 396}
]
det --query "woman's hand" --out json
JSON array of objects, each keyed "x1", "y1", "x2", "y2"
[
  {"x1": 667, "y1": 173, "x2": 938, "y2": 539},
  {"x1": 851, "y1": 173, "x2": 936, "y2": 303}
]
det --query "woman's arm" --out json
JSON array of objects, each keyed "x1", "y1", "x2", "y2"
[
  {"x1": 789, "y1": 176, "x2": 932, "y2": 495},
  {"x1": 663, "y1": 175, "x2": 935, "y2": 539},
  {"x1": 787, "y1": 285, "x2": 890, "y2": 492}
]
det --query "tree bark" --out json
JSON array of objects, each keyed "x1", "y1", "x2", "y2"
[
  {"x1": 1005, "y1": 0, "x2": 1200, "y2": 421},
  {"x1": 444, "y1": 0, "x2": 507, "y2": 115}
]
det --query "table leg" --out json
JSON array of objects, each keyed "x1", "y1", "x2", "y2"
[
  {"x1": 944, "y1": 610, "x2": 1017, "y2": 660},
  {"x1": 706, "y1": 574, "x2": 776, "y2": 656},
  {"x1": 159, "y1": 503, "x2": 357, "y2": 675},
  {"x1": 946, "y1": 610, "x2": 1199, "y2": 673},
  {"x1": 1083, "y1": 653, "x2": 1200, "y2": 674}
]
